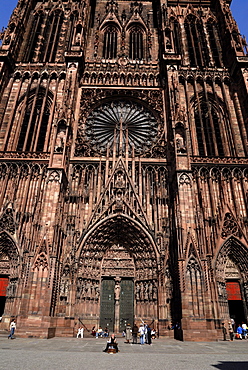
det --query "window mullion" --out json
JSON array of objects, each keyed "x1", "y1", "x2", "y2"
[
  {"x1": 23, "y1": 81, "x2": 41, "y2": 151},
  {"x1": 189, "y1": 23, "x2": 197, "y2": 66},
  {"x1": 195, "y1": 23, "x2": 204, "y2": 66},
  {"x1": 203, "y1": 82, "x2": 218, "y2": 156},
  {"x1": 194, "y1": 80, "x2": 207, "y2": 156},
  {"x1": 43, "y1": 15, "x2": 55, "y2": 62},
  {"x1": 49, "y1": 14, "x2": 61, "y2": 62},
  {"x1": 33, "y1": 83, "x2": 50, "y2": 151}
]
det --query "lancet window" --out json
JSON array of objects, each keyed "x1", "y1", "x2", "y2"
[
  {"x1": 129, "y1": 26, "x2": 144, "y2": 60},
  {"x1": 68, "y1": 12, "x2": 79, "y2": 49},
  {"x1": 102, "y1": 25, "x2": 118, "y2": 59},
  {"x1": 184, "y1": 16, "x2": 209, "y2": 67},
  {"x1": 25, "y1": 10, "x2": 64, "y2": 63},
  {"x1": 16, "y1": 88, "x2": 52, "y2": 152},
  {"x1": 194, "y1": 96, "x2": 224, "y2": 157},
  {"x1": 206, "y1": 20, "x2": 222, "y2": 67},
  {"x1": 25, "y1": 12, "x2": 44, "y2": 62},
  {"x1": 41, "y1": 10, "x2": 64, "y2": 62},
  {"x1": 186, "y1": 256, "x2": 204, "y2": 317},
  {"x1": 171, "y1": 19, "x2": 181, "y2": 54}
]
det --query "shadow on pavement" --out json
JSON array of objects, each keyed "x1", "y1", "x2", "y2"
[{"x1": 212, "y1": 362, "x2": 248, "y2": 370}]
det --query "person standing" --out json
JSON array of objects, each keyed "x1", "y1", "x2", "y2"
[
  {"x1": 139, "y1": 323, "x2": 145, "y2": 345},
  {"x1": 8, "y1": 319, "x2": 16, "y2": 339},
  {"x1": 80, "y1": 327, "x2": 84, "y2": 338},
  {"x1": 125, "y1": 323, "x2": 132, "y2": 343},
  {"x1": 147, "y1": 325, "x2": 152, "y2": 345},
  {"x1": 237, "y1": 324, "x2": 243, "y2": 339},
  {"x1": 241, "y1": 322, "x2": 247, "y2": 339},
  {"x1": 132, "y1": 323, "x2": 138, "y2": 344},
  {"x1": 143, "y1": 322, "x2": 148, "y2": 343},
  {"x1": 228, "y1": 322, "x2": 234, "y2": 341},
  {"x1": 77, "y1": 327, "x2": 82, "y2": 338},
  {"x1": 222, "y1": 322, "x2": 227, "y2": 341}
]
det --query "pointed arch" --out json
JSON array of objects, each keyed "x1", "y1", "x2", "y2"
[
  {"x1": 77, "y1": 213, "x2": 160, "y2": 261},
  {"x1": 0, "y1": 231, "x2": 19, "y2": 270},
  {"x1": 102, "y1": 23, "x2": 119, "y2": 59},
  {"x1": 33, "y1": 240, "x2": 49, "y2": 271},
  {"x1": 74, "y1": 213, "x2": 160, "y2": 327},
  {"x1": 192, "y1": 92, "x2": 225, "y2": 157},
  {"x1": 184, "y1": 240, "x2": 206, "y2": 318},
  {"x1": 184, "y1": 14, "x2": 209, "y2": 67},
  {"x1": 16, "y1": 87, "x2": 53, "y2": 153},
  {"x1": 206, "y1": 18, "x2": 222, "y2": 67},
  {"x1": 214, "y1": 237, "x2": 248, "y2": 321},
  {"x1": 185, "y1": 252, "x2": 205, "y2": 317},
  {"x1": 170, "y1": 17, "x2": 181, "y2": 54},
  {"x1": 128, "y1": 24, "x2": 144, "y2": 60},
  {"x1": 214, "y1": 236, "x2": 248, "y2": 279},
  {"x1": 0, "y1": 231, "x2": 20, "y2": 317},
  {"x1": 25, "y1": 11, "x2": 45, "y2": 62},
  {"x1": 41, "y1": 9, "x2": 64, "y2": 62},
  {"x1": 68, "y1": 11, "x2": 79, "y2": 49}
]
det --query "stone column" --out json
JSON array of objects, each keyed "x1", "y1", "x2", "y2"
[{"x1": 114, "y1": 278, "x2": 121, "y2": 333}]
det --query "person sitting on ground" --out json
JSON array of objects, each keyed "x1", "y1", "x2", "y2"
[
  {"x1": 103, "y1": 333, "x2": 119, "y2": 353},
  {"x1": 96, "y1": 326, "x2": 103, "y2": 338},
  {"x1": 91, "y1": 326, "x2": 96, "y2": 336},
  {"x1": 103, "y1": 327, "x2": 109, "y2": 337}
]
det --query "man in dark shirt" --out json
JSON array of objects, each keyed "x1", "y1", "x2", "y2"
[{"x1": 132, "y1": 323, "x2": 139, "y2": 344}]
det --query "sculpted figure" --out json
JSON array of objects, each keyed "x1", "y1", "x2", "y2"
[{"x1": 114, "y1": 281, "x2": 120, "y2": 301}]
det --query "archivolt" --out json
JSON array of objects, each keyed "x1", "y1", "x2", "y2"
[
  {"x1": 214, "y1": 236, "x2": 248, "y2": 281},
  {"x1": 0, "y1": 231, "x2": 20, "y2": 273},
  {"x1": 77, "y1": 214, "x2": 159, "y2": 279}
]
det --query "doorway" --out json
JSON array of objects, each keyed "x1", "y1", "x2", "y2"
[
  {"x1": 100, "y1": 279, "x2": 115, "y2": 332},
  {"x1": 100, "y1": 277, "x2": 134, "y2": 333},
  {"x1": 0, "y1": 276, "x2": 8, "y2": 316},
  {"x1": 120, "y1": 279, "x2": 134, "y2": 332},
  {"x1": 226, "y1": 280, "x2": 246, "y2": 326}
]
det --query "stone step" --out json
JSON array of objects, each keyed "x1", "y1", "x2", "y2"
[{"x1": 0, "y1": 329, "x2": 9, "y2": 338}]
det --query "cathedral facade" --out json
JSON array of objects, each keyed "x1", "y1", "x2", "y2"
[{"x1": 0, "y1": 0, "x2": 247, "y2": 341}]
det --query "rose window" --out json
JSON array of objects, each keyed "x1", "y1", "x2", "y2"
[{"x1": 85, "y1": 100, "x2": 158, "y2": 155}]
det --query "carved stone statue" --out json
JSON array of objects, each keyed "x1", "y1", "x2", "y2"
[{"x1": 114, "y1": 281, "x2": 120, "y2": 301}]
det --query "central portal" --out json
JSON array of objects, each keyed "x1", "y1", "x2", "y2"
[
  {"x1": 99, "y1": 245, "x2": 135, "y2": 333},
  {"x1": 100, "y1": 278, "x2": 134, "y2": 332}
]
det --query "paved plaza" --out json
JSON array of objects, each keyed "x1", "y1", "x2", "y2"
[{"x1": 0, "y1": 335, "x2": 248, "y2": 370}]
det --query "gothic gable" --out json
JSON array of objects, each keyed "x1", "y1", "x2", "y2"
[
  {"x1": 87, "y1": 157, "x2": 149, "y2": 229},
  {"x1": 0, "y1": 202, "x2": 17, "y2": 237}
]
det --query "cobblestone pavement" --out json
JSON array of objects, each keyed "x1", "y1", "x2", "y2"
[{"x1": 0, "y1": 336, "x2": 248, "y2": 370}]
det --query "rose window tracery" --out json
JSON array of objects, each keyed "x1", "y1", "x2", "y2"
[{"x1": 85, "y1": 100, "x2": 158, "y2": 156}]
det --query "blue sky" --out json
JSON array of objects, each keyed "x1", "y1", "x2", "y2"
[{"x1": 0, "y1": 0, "x2": 247, "y2": 37}]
